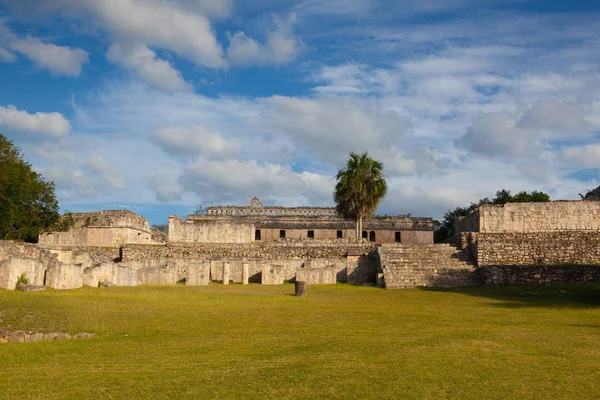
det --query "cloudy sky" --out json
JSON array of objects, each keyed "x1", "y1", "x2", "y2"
[{"x1": 1, "y1": 0, "x2": 599, "y2": 224}]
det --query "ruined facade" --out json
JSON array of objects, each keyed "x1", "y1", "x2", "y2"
[
  {"x1": 2, "y1": 198, "x2": 600, "y2": 292},
  {"x1": 171, "y1": 197, "x2": 433, "y2": 245},
  {"x1": 455, "y1": 201, "x2": 600, "y2": 286}
]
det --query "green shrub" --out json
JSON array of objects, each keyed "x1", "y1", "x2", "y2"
[{"x1": 15, "y1": 272, "x2": 29, "y2": 289}]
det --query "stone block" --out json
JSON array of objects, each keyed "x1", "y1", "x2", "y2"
[{"x1": 187, "y1": 262, "x2": 210, "y2": 286}]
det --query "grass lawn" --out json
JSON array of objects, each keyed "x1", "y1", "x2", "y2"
[{"x1": 1, "y1": 283, "x2": 599, "y2": 399}]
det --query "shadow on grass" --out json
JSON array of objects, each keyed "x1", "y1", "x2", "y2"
[{"x1": 420, "y1": 284, "x2": 600, "y2": 309}]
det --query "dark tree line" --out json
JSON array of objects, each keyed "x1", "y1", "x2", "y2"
[
  {"x1": 434, "y1": 189, "x2": 551, "y2": 243},
  {"x1": 0, "y1": 134, "x2": 60, "y2": 242}
]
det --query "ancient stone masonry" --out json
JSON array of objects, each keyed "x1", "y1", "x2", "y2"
[
  {"x1": 7, "y1": 197, "x2": 600, "y2": 291},
  {"x1": 456, "y1": 201, "x2": 600, "y2": 286},
  {"x1": 194, "y1": 197, "x2": 434, "y2": 245},
  {"x1": 378, "y1": 244, "x2": 481, "y2": 289},
  {"x1": 39, "y1": 210, "x2": 160, "y2": 248}
]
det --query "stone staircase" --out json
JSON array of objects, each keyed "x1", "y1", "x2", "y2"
[{"x1": 378, "y1": 244, "x2": 482, "y2": 289}]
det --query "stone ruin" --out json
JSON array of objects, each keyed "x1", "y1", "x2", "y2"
[{"x1": 1, "y1": 198, "x2": 600, "y2": 291}]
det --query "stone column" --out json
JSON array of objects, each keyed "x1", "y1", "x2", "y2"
[
  {"x1": 295, "y1": 281, "x2": 307, "y2": 297},
  {"x1": 242, "y1": 262, "x2": 249, "y2": 285},
  {"x1": 222, "y1": 262, "x2": 230, "y2": 285}
]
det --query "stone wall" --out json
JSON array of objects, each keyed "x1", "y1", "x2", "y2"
[
  {"x1": 472, "y1": 202, "x2": 600, "y2": 233},
  {"x1": 476, "y1": 232, "x2": 600, "y2": 266},
  {"x1": 122, "y1": 239, "x2": 375, "y2": 262},
  {"x1": 168, "y1": 216, "x2": 254, "y2": 244},
  {"x1": 296, "y1": 266, "x2": 337, "y2": 284},
  {"x1": 187, "y1": 262, "x2": 211, "y2": 286},
  {"x1": 480, "y1": 265, "x2": 600, "y2": 286},
  {"x1": 0, "y1": 241, "x2": 63, "y2": 290},
  {"x1": 39, "y1": 226, "x2": 154, "y2": 247},
  {"x1": 60, "y1": 210, "x2": 150, "y2": 230},
  {"x1": 83, "y1": 263, "x2": 139, "y2": 287},
  {"x1": 46, "y1": 264, "x2": 83, "y2": 290},
  {"x1": 0, "y1": 258, "x2": 46, "y2": 290},
  {"x1": 44, "y1": 247, "x2": 121, "y2": 268}
]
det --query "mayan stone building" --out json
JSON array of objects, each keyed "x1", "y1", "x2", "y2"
[{"x1": 169, "y1": 197, "x2": 433, "y2": 245}]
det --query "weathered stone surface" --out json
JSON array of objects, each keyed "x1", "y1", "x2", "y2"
[
  {"x1": 480, "y1": 265, "x2": 600, "y2": 286},
  {"x1": 0, "y1": 330, "x2": 94, "y2": 344},
  {"x1": 222, "y1": 262, "x2": 230, "y2": 285},
  {"x1": 46, "y1": 263, "x2": 83, "y2": 290},
  {"x1": 295, "y1": 281, "x2": 307, "y2": 297},
  {"x1": 379, "y1": 244, "x2": 481, "y2": 289},
  {"x1": 83, "y1": 263, "x2": 139, "y2": 287},
  {"x1": 262, "y1": 264, "x2": 285, "y2": 285},
  {"x1": 296, "y1": 266, "x2": 337, "y2": 285},
  {"x1": 242, "y1": 263, "x2": 249, "y2": 285},
  {"x1": 187, "y1": 262, "x2": 210, "y2": 286},
  {"x1": 17, "y1": 284, "x2": 46, "y2": 292}
]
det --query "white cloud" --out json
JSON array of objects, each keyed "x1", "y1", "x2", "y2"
[
  {"x1": 262, "y1": 95, "x2": 411, "y2": 164},
  {"x1": 561, "y1": 144, "x2": 600, "y2": 169},
  {"x1": 41, "y1": 165, "x2": 99, "y2": 198},
  {"x1": 106, "y1": 43, "x2": 191, "y2": 92},
  {"x1": 11, "y1": 37, "x2": 88, "y2": 77},
  {"x1": 517, "y1": 99, "x2": 590, "y2": 134},
  {"x1": 181, "y1": 158, "x2": 333, "y2": 204},
  {"x1": 456, "y1": 112, "x2": 535, "y2": 158},
  {"x1": 152, "y1": 126, "x2": 241, "y2": 159},
  {"x1": 176, "y1": 0, "x2": 233, "y2": 19},
  {"x1": 1, "y1": 0, "x2": 225, "y2": 69},
  {"x1": 0, "y1": 105, "x2": 71, "y2": 138},
  {"x1": 87, "y1": 155, "x2": 125, "y2": 189},
  {"x1": 0, "y1": 48, "x2": 17, "y2": 62},
  {"x1": 227, "y1": 14, "x2": 302, "y2": 66},
  {"x1": 148, "y1": 172, "x2": 183, "y2": 202}
]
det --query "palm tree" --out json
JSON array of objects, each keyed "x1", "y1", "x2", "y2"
[{"x1": 334, "y1": 152, "x2": 388, "y2": 239}]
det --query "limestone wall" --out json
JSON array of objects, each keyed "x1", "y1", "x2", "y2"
[
  {"x1": 187, "y1": 262, "x2": 211, "y2": 286},
  {"x1": 479, "y1": 265, "x2": 600, "y2": 286},
  {"x1": 477, "y1": 232, "x2": 600, "y2": 266},
  {"x1": 168, "y1": 216, "x2": 254, "y2": 243},
  {"x1": 477, "y1": 202, "x2": 600, "y2": 233},
  {"x1": 46, "y1": 264, "x2": 83, "y2": 290},
  {"x1": 83, "y1": 263, "x2": 139, "y2": 287},
  {"x1": 39, "y1": 227, "x2": 154, "y2": 247},
  {"x1": 296, "y1": 266, "x2": 337, "y2": 285},
  {"x1": 62, "y1": 210, "x2": 150, "y2": 230},
  {"x1": 122, "y1": 239, "x2": 375, "y2": 262},
  {"x1": 0, "y1": 259, "x2": 46, "y2": 290},
  {"x1": 45, "y1": 247, "x2": 121, "y2": 268}
]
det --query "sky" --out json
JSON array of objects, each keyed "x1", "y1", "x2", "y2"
[{"x1": 1, "y1": 0, "x2": 599, "y2": 225}]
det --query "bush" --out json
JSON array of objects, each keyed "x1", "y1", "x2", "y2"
[{"x1": 15, "y1": 273, "x2": 29, "y2": 289}]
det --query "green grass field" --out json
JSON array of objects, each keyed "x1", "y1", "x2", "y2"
[{"x1": 1, "y1": 283, "x2": 599, "y2": 399}]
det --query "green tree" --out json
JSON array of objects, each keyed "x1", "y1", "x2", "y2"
[
  {"x1": 334, "y1": 152, "x2": 388, "y2": 239},
  {"x1": 0, "y1": 134, "x2": 59, "y2": 242}
]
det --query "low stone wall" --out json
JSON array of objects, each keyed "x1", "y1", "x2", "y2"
[
  {"x1": 168, "y1": 216, "x2": 254, "y2": 244},
  {"x1": 46, "y1": 263, "x2": 83, "y2": 290},
  {"x1": 262, "y1": 264, "x2": 286, "y2": 285},
  {"x1": 39, "y1": 226, "x2": 155, "y2": 247},
  {"x1": 187, "y1": 262, "x2": 211, "y2": 286},
  {"x1": 296, "y1": 266, "x2": 337, "y2": 284},
  {"x1": 83, "y1": 263, "x2": 139, "y2": 287},
  {"x1": 478, "y1": 201, "x2": 600, "y2": 233},
  {"x1": 139, "y1": 264, "x2": 184, "y2": 285},
  {"x1": 44, "y1": 246, "x2": 121, "y2": 268},
  {"x1": 477, "y1": 232, "x2": 600, "y2": 266},
  {"x1": 0, "y1": 258, "x2": 46, "y2": 290},
  {"x1": 122, "y1": 240, "x2": 375, "y2": 261},
  {"x1": 480, "y1": 265, "x2": 600, "y2": 286}
]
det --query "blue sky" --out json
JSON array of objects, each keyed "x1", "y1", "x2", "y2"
[{"x1": 1, "y1": 0, "x2": 599, "y2": 225}]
